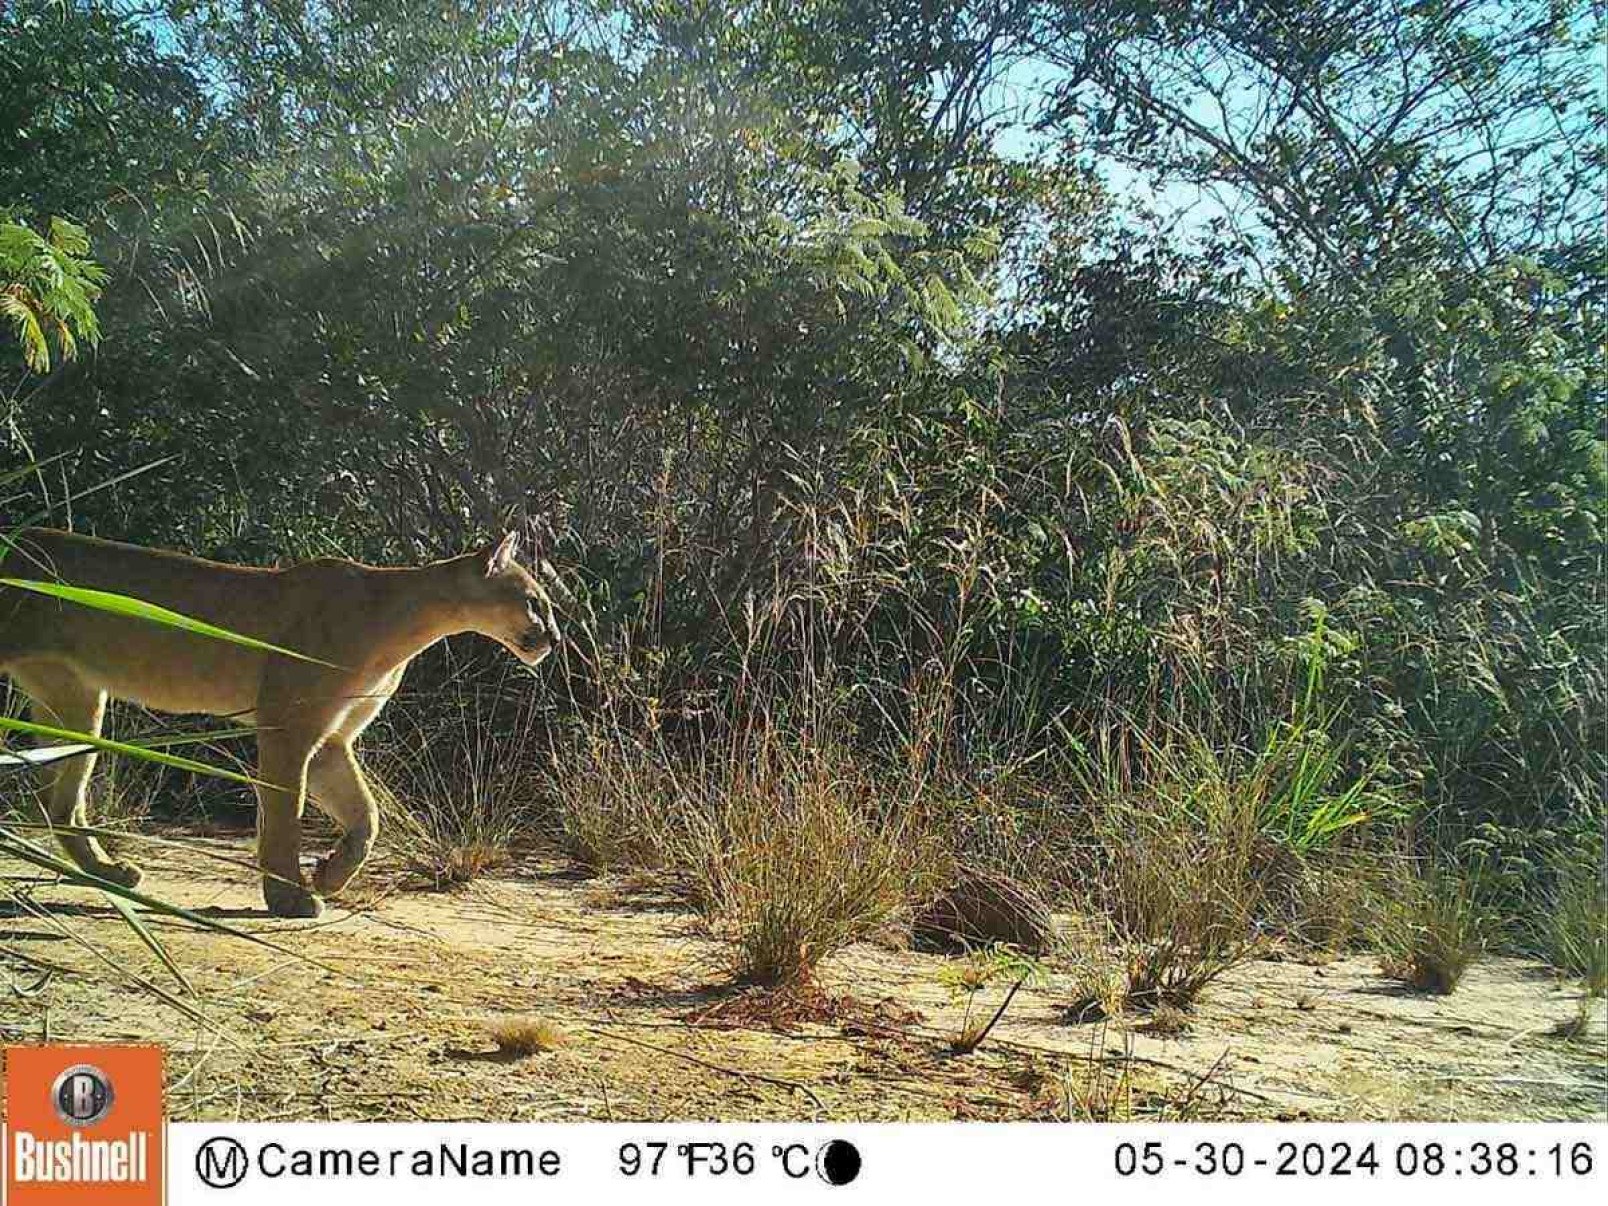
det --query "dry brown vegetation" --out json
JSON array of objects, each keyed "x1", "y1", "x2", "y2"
[
  {"x1": 347, "y1": 654, "x2": 1591, "y2": 1021},
  {"x1": 362, "y1": 658, "x2": 548, "y2": 891},
  {"x1": 548, "y1": 725, "x2": 946, "y2": 987},
  {"x1": 487, "y1": 1016, "x2": 570, "y2": 1058}
]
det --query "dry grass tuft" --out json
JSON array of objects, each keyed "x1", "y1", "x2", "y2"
[
  {"x1": 667, "y1": 743, "x2": 943, "y2": 988},
  {"x1": 552, "y1": 728, "x2": 676, "y2": 872},
  {"x1": 1284, "y1": 849, "x2": 1384, "y2": 955},
  {"x1": 1078, "y1": 730, "x2": 1266, "y2": 1011},
  {"x1": 366, "y1": 657, "x2": 546, "y2": 890},
  {"x1": 423, "y1": 842, "x2": 509, "y2": 890},
  {"x1": 1376, "y1": 864, "x2": 1494, "y2": 995},
  {"x1": 377, "y1": 771, "x2": 522, "y2": 891},
  {"x1": 698, "y1": 815, "x2": 926, "y2": 986},
  {"x1": 1061, "y1": 950, "x2": 1126, "y2": 1024},
  {"x1": 1062, "y1": 1055, "x2": 1138, "y2": 1120},
  {"x1": 1543, "y1": 849, "x2": 1607, "y2": 997},
  {"x1": 488, "y1": 1015, "x2": 569, "y2": 1057},
  {"x1": 551, "y1": 717, "x2": 946, "y2": 989}
]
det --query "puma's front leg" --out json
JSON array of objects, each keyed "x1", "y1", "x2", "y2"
[
  {"x1": 254, "y1": 730, "x2": 322, "y2": 918},
  {"x1": 307, "y1": 741, "x2": 379, "y2": 897}
]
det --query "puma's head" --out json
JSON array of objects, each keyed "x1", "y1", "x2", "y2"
[{"x1": 461, "y1": 531, "x2": 560, "y2": 666}]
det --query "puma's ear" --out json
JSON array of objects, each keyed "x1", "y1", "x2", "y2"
[{"x1": 485, "y1": 530, "x2": 520, "y2": 577}]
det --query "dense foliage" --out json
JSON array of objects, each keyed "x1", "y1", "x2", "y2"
[{"x1": 3, "y1": 0, "x2": 1602, "y2": 907}]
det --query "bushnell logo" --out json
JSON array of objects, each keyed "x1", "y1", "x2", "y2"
[{"x1": 4, "y1": 1045, "x2": 164, "y2": 1206}]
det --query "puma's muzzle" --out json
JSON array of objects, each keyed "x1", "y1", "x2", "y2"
[{"x1": 514, "y1": 612, "x2": 559, "y2": 665}]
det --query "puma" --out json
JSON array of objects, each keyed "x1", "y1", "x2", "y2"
[{"x1": 0, "y1": 528, "x2": 558, "y2": 917}]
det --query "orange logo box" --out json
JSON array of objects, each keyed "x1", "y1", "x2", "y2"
[{"x1": 3, "y1": 1045, "x2": 164, "y2": 1206}]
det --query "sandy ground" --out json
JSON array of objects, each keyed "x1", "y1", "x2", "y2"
[{"x1": 2, "y1": 830, "x2": 1604, "y2": 1123}]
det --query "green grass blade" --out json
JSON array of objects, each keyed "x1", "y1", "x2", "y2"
[
  {"x1": 3, "y1": 883, "x2": 210, "y2": 1025},
  {"x1": 4, "y1": 823, "x2": 267, "y2": 876},
  {"x1": 0, "y1": 716, "x2": 268, "y2": 786},
  {"x1": 0, "y1": 727, "x2": 257, "y2": 769},
  {"x1": 0, "y1": 578, "x2": 339, "y2": 667},
  {"x1": 130, "y1": 726, "x2": 259, "y2": 746},
  {"x1": 0, "y1": 451, "x2": 71, "y2": 491}
]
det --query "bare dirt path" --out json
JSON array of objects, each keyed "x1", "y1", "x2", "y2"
[{"x1": 3, "y1": 833, "x2": 1603, "y2": 1122}]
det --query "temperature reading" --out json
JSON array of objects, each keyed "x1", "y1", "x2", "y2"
[
  {"x1": 774, "y1": 1144, "x2": 813, "y2": 1179},
  {"x1": 616, "y1": 1138, "x2": 863, "y2": 1185},
  {"x1": 680, "y1": 1141, "x2": 757, "y2": 1176}
]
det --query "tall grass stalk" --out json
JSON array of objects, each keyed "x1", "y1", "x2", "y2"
[{"x1": 365, "y1": 652, "x2": 549, "y2": 889}]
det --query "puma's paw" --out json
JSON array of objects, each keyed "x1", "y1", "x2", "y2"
[
  {"x1": 95, "y1": 860, "x2": 145, "y2": 890},
  {"x1": 310, "y1": 857, "x2": 351, "y2": 898},
  {"x1": 263, "y1": 878, "x2": 325, "y2": 919}
]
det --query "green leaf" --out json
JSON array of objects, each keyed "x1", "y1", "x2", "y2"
[
  {"x1": 0, "y1": 716, "x2": 265, "y2": 786},
  {"x1": 0, "y1": 578, "x2": 340, "y2": 667},
  {"x1": 0, "y1": 726, "x2": 257, "y2": 769}
]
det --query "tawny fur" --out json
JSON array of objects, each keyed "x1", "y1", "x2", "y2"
[{"x1": 0, "y1": 527, "x2": 557, "y2": 917}]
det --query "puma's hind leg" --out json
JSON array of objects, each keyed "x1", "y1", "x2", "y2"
[
  {"x1": 306, "y1": 740, "x2": 379, "y2": 897},
  {"x1": 11, "y1": 660, "x2": 143, "y2": 888}
]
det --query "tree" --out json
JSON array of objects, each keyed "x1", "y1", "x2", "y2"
[
  {"x1": 1034, "y1": 0, "x2": 1605, "y2": 285},
  {"x1": 0, "y1": 1, "x2": 222, "y2": 222}
]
